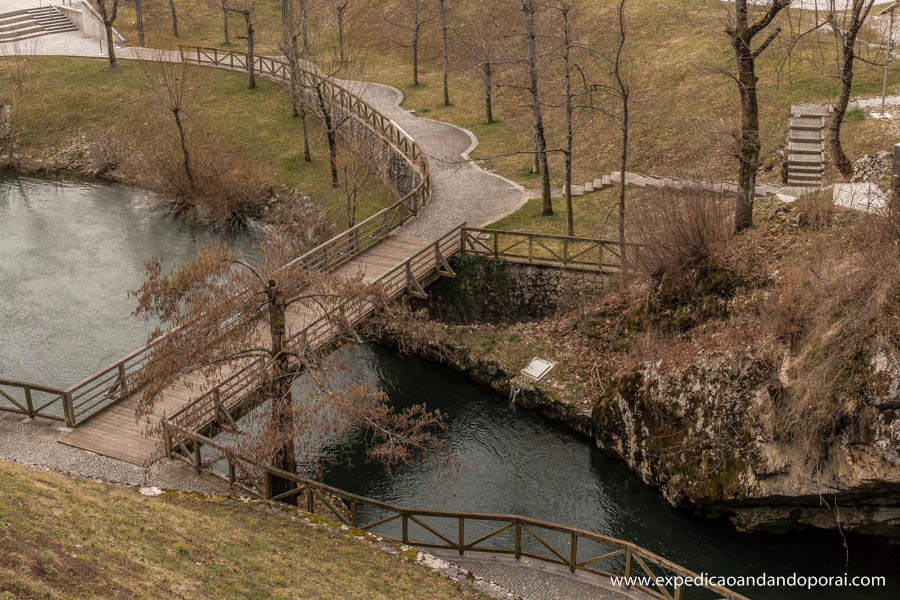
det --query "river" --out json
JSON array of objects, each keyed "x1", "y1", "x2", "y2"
[{"x1": 2, "y1": 176, "x2": 899, "y2": 600}]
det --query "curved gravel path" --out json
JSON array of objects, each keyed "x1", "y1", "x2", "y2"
[{"x1": 340, "y1": 80, "x2": 526, "y2": 237}]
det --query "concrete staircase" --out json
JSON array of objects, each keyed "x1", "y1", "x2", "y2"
[
  {"x1": 0, "y1": 7, "x2": 77, "y2": 43},
  {"x1": 786, "y1": 104, "x2": 828, "y2": 187},
  {"x1": 548, "y1": 171, "x2": 811, "y2": 201}
]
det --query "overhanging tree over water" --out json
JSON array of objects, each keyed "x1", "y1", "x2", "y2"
[{"x1": 131, "y1": 231, "x2": 446, "y2": 494}]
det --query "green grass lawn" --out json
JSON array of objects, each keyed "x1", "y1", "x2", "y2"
[
  {"x1": 109, "y1": 0, "x2": 900, "y2": 235},
  {"x1": 4, "y1": 56, "x2": 394, "y2": 225},
  {"x1": 0, "y1": 460, "x2": 482, "y2": 600}
]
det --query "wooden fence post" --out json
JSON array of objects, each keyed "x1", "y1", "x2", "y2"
[
  {"x1": 624, "y1": 548, "x2": 633, "y2": 585},
  {"x1": 514, "y1": 521, "x2": 522, "y2": 559},
  {"x1": 118, "y1": 363, "x2": 128, "y2": 396},
  {"x1": 24, "y1": 387, "x2": 34, "y2": 419},
  {"x1": 193, "y1": 442, "x2": 202, "y2": 473},
  {"x1": 402, "y1": 513, "x2": 409, "y2": 544},
  {"x1": 264, "y1": 470, "x2": 273, "y2": 500},
  {"x1": 458, "y1": 517, "x2": 465, "y2": 556},
  {"x1": 307, "y1": 486, "x2": 315, "y2": 513},
  {"x1": 63, "y1": 392, "x2": 75, "y2": 427},
  {"x1": 569, "y1": 531, "x2": 578, "y2": 573}
]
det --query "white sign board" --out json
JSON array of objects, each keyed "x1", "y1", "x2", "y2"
[{"x1": 521, "y1": 358, "x2": 556, "y2": 381}]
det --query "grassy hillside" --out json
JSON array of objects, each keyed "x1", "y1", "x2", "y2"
[
  {"x1": 113, "y1": 0, "x2": 900, "y2": 193},
  {"x1": 0, "y1": 461, "x2": 482, "y2": 600},
  {"x1": 2, "y1": 57, "x2": 393, "y2": 225}
]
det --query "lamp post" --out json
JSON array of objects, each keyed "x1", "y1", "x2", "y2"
[{"x1": 878, "y1": 2, "x2": 900, "y2": 117}]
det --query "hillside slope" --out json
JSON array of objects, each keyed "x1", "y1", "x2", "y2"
[{"x1": 0, "y1": 461, "x2": 482, "y2": 600}]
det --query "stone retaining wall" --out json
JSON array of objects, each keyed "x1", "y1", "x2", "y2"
[{"x1": 418, "y1": 254, "x2": 607, "y2": 323}]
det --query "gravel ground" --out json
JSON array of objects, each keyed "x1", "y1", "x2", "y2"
[
  {"x1": 0, "y1": 412, "x2": 226, "y2": 494},
  {"x1": 341, "y1": 80, "x2": 527, "y2": 237},
  {"x1": 431, "y1": 551, "x2": 655, "y2": 600}
]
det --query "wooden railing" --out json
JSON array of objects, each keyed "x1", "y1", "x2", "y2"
[
  {"x1": 461, "y1": 227, "x2": 635, "y2": 272},
  {"x1": 0, "y1": 379, "x2": 71, "y2": 424},
  {"x1": 1, "y1": 46, "x2": 433, "y2": 427},
  {"x1": 168, "y1": 225, "x2": 463, "y2": 434},
  {"x1": 161, "y1": 423, "x2": 748, "y2": 600}
]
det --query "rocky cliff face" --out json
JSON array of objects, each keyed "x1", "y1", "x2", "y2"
[{"x1": 593, "y1": 348, "x2": 900, "y2": 537}]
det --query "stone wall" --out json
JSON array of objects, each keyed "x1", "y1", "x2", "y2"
[{"x1": 419, "y1": 254, "x2": 607, "y2": 323}]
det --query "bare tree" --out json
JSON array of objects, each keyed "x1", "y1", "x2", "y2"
[
  {"x1": 724, "y1": 0, "x2": 791, "y2": 232},
  {"x1": 168, "y1": 0, "x2": 179, "y2": 37},
  {"x1": 334, "y1": 0, "x2": 350, "y2": 64},
  {"x1": 826, "y1": 0, "x2": 878, "y2": 178},
  {"x1": 0, "y1": 43, "x2": 31, "y2": 169},
  {"x1": 612, "y1": 0, "x2": 630, "y2": 259},
  {"x1": 225, "y1": 0, "x2": 259, "y2": 89},
  {"x1": 221, "y1": 0, "x2": 231, "y2": 44},
  {"x1": 283, "y1": 0, "x2": 313, "y2": 162},
  {"x1": 132, "y1": 235, "x2": 445, "y2": 494},
  {"x1": 456, "y1": 1, "x2": 517, "y2": 124},
  {"x1": 90, "y1": 0, "x2": 120, "y2": 67},
  {"x1": 555, "y1": 0, "x2": 576, "y2": 235},
  {"x1": 438, "y1": 0, "x2": 450, "y2": 106},
  {"x1": 385, "y1": 0, "x2": 435, "y2": 86},
  {"x1": 522, "y1": 0, "x2": 552, "y2": 215},
  {"x1": 138, "y1": 53, "x2": 203, "y2": 191}
]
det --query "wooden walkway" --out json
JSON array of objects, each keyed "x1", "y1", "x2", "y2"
[{"x1": 59, "y1": 233, "x2": 431, "y2": 466}]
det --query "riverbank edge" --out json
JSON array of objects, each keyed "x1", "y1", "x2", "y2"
[
  {"x1": 369, "y1": 327, "x2": 900, "y2": 542},
  {"x1": 369, "y1": 333, "x2": 593, "y2": 442}
]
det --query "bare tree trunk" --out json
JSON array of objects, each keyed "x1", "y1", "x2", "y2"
[
  {"x1": 104, "y1": 22, "x2": 117, "y2": 67},
  {"x1": 734, "y1": 40, "x2": 759, "y2": 232},
  {"x1": 337, "y1": 5, "x2": 346, "y2": 64},
  {"x1": 727, "y1": 1, "x2": 789, "y2": 232},
  {"x1": 245, "y1": 12, "x2": 256, "y2": 89},
  {"x1": 222, "y1": 2, "x2": 230, "y2": 44},
  {"x1": 439, "y1": 0, "x2": 450, "y2": 105},
  {"x1": 615, "y1": 0, "x2": 629, "y2": 261},
  {"x1": 173, "y1": 108, "x2": 194, "y2": 189},
  {"x1": 523, "y1": 0, "x2": 552, "y2": 215},
  {"x1": 562, "y1": 3, "x2": 574, "y2": 236},
  {"x1": 827, "y1": 4, "x2": 873, "y2": 179},
  {"x1": 265, "y1": 280, "x2": 298, "y2": 500},
  {"x1": 316, "y1": 85, "x2": 339, "y2": 187},
  {"x1": 168, "y1": 0, "x2": 178, "y2": 37},
  {"x1": 412, "y1": 25, "x2": 420, "y2": 85},
  {"x1": 300, "y1": 0, "x2": 310, "y2": 51},
  {"x1": 135, "y1": 0, "x2": 144, "y2": 46},
  {"x1": 483, "y1": 62, "x2": 493, "y2": 124}
]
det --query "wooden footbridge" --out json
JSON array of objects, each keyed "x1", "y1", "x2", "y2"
[
  {"x1": 0, "y1": 45, "x2": 748, "y2": 600},
  {"x1": 0, "y1": 45, "x2": 623, "y2": 466}
]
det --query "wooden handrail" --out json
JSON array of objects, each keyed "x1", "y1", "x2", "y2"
[
  {"x1": 7, "y1": 45, "x2": 434, "y2": 427},
  {"x1": 170, "y1": 224, "x2": 464, "y2": 433},
  {"x1": 162, "y1": 421, "x2": 749, "y2": 600}
]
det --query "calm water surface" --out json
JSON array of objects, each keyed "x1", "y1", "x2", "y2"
[
  {"x1": 3, "y1": 176, "x2": 899, "y2": 600},
  {"x1": 0, "y1": 175, "x2": 255, "y2": 388}
]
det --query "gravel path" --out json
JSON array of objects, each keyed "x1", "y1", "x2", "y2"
[
  {"x1": 340, "y1": 80, "x2": 527, "y2": 237},
  {"x1": 0, "y1": 412, "x2": 227, "y2": 494},
  {"x1": 431, "y1": 551, "x2": 655, "y2": 600}
]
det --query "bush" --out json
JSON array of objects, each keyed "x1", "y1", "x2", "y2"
[
  {"x1": 141, "y1": 128, "x2": 270, "y2": 229},
  {"x1": 629, "y1": 188, "x2": 733, "y2": 306},
  {"x1": 771, "y1": 203, "x2": 900, "y2": 460}
]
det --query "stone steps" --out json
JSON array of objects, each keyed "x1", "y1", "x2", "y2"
[
  {"x1": 0, "y1": 6, "x2": 76, "y2": 43},
  {"x1": 786, "y1": 105, "x2": 827, "y2": 186}
]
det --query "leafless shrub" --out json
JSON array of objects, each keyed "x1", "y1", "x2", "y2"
[
  {"x1": 792, "y1": 190, "x2": 837, "y2": 229},
  {"x1": 139, "y1": 129, "x2": 270, "y2": 228},
  {"x1": 770, "y1": 206, "x2": 900, "y2": 460},
  {"x1": 629, "y1": 188, "x2": 732, "y2": 302}
]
